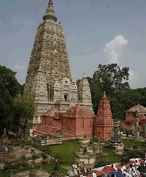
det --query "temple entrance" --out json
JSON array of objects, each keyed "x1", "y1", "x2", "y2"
[{"x1": 64, "y1": 94, "x2": 68, "y2": 102}]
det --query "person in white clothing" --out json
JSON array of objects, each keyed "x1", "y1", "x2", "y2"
[
  {"x1": 112, "y1": 164, "x2": 118, "y2": 172},
  {"x1": 123, "y1": 170, "x2": 132, "y2": 177},
  {"x1": 73, "y1": 168, "x2": 78, "y2": 176},
  {"x1": 121, "y1": 164, "x2": 127, "y2": 173},
  {"x1": 92, "y1": 172, "x2": 97, "y2": 177},
  {"x1": 128, "y1": 164, "x2": 136, "y2": 177},
  {"x1": 133, "y1": 160, "x2": 140, "y2": 169}
]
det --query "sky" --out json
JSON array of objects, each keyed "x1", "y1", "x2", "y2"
[{"x1": 0, "y1": 0, "x2": 146, "y2": 89}]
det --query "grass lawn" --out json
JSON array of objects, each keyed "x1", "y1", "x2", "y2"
[
  {"x1": 123, "y1": 138, "x2": 144, "y2": 148},
  {"x1": 47, "y1": 138, "x2": 121, "y2": 168},
  {"x1": 42, "y1": 162, "x2": 68, "y2": 175},
  {"x1": 42, "y1": 139, "x2": 80, "y2": 175},
  {"x1": 103, "y1": 147, "x2": 120, "y2": 163},
  {"x1": 11, "y1": 139, "x2": 80, "y2": 175},
  {"x1": 95, "y1": 146, "x2": 121, "y2": 166},
  {"x1": 49, "y1": 139, "x2": 80, "y2": 165},
  {"x1": 8, "y1": 138, "x2": 146, "y2": 176}
]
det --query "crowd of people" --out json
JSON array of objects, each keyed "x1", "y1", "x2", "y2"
[
  {"x1": 103, "y1": 159, "x2": 146, "y2": 177},
  {"x1": 120, "y1": 159, "x2": 146, "y2": 177},
  {"x1": 66, "y1": 159, "x2": 146, "y2": 177}
]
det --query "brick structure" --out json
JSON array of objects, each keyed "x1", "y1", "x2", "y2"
[
  {"x1": 63, "y1": 103, "x2": 95, "y2": 137},
  {"x1": 123, "y1": 104, "x2": 146, "y2": 131},
  {"x1": 36, "y1": 103, "x2": 96, "y2": 138},
  {"x1": 94, "y1": 92, "x2": 114, "y2": 141},
  {"x1": 36, "y1": 106, "x2": 62, "y2": 135},
  {"x1": 24, "y1": 0, "x2": 92, "y2": 128}
]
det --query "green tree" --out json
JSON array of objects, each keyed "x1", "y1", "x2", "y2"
[
  {"x1": 89, "y1": 63, "x2": 130, "y2": 117},
  {"x1": 13, "y1": 93, "x2": 36, "y2": 140},
  {"x1": 0, "y1": 65, "x2": 21, "y2": 97},
  {"x1": 88, "y1": 76, "x2": 103, "y2": 114},
  {"x1": 93, "y1": 63, "x2": 130, "y2": 94},
  {"x1": 108, "y1": 96, "x2": 125, "y2": 120},
  {"x1": 0, "y1": 82, "x2": 14, "y2": 135},
  {"x1": 0, "y1": 65, "x2": 22, "y2": 135}
]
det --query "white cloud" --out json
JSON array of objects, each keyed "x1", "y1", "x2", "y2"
[
  {"x1": 14, "y1": 65, "x2": 26, "y2": 71},
  {"x1": 120, "y1": 65, "x2": 140, "y2": 87},
  {"x1": 103, "y1": 35, "x2": 128, "y2": 64},
  {"x1": 129, "y1": 70, "x2": 140, "y2": 87}
]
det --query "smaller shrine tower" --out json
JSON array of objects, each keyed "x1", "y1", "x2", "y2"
[
  {"x1": 94, "y1": 92, "x2": 114, "y2": 141},
  {"x1": 78, "y1": 74, "x2": 93, "y2": 111}
]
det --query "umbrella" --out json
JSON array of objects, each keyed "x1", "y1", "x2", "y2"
[
  {"x1": 102, "y1": 166, "x2": 116, "y2": 172},
  {"x1": 112, "y1": 171, "x2": 124, "y2": 177}
]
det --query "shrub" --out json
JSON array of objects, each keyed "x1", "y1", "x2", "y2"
[
  {"x1": 20, "y1": 161, "x2": 28, "y2": 168},
  {"x1": 3, "y1": 161, "x2": 12, "y2": 171},
  {"x1": 127, "y1": 149, "x2": 144, "y2": 159},
  {"x1": 94, "y1": 158, "x2": 110, "y2": 168}
]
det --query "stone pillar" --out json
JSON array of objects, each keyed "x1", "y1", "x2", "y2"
[{"x1": 135, "y1": 114, "x2": 139, "y2": 140}]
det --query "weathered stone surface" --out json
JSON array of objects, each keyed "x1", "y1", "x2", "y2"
[
  {"x1": 10, "y1": 169, "x2": 49, "y2": 177},
  {"x1": 24, "y1": 1, "x2": 93, "y2": 127},
  {"x1": 78, "y1": 74, "x2": 93, "y2": 111}
]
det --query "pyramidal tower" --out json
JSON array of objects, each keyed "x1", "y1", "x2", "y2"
[
  {"x1": 94, "y1": 92, "x2": 114, "y2": 141},
  {"x1": 78, "y1": 73, "x2": 93, "y2": 110},
  {"x1": 25, "y1": 0, "x2": 92, "y2": 127}
]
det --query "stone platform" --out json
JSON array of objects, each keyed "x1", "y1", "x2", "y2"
[
  {"x1": 10, "y1": 169, "x2": 49, "y2": 177},
  {"x1": 0, "y1": 146, "x2": 53, "y2": 170},
  {"x1": 1, "y1": 146, "x2": 42, "y2": 162}
]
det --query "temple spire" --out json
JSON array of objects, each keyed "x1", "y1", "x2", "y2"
[
  {"x1": 82, "y1": 72, "x2": 86, "y2": 78},
  {"x1": 43, "y1": 0, "x2": 57, "y2": 22},
  {"x1": 49, "y1": 0, "x2": 53, "y2": 5},
  {"x1": 102, "y1": 91, "x2": 107, "y2": 99}
]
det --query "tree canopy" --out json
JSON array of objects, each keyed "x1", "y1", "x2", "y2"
[
  {"x1": 13, "y1": 93, "x2": 36, "y2": 139},
  {"x1": 0, "y1": 65, "x2": 21, "y2": 97},
  {"x1": 88, "y1": 63, "x2": 146, "y2": 120},
  {"x1": 92, "y1": 63, "x2": 130, "y2": 94},
  {"x1": 0, "y1": 65, "x2": 22, "y2": 135}
]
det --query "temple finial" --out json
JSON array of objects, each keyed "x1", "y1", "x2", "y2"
[
  {"x1": 103, "y1": 91, "x2": 107, "y2": 99},
  {"x1": 49, "y1": 0, "x2": 53, "y2": 5},
  {"x1": 43, "y1": 0, "x2": 57, "y2": 22},
  {"x1": 82, "y1": 72, "x2": 86, "y2": 78}
]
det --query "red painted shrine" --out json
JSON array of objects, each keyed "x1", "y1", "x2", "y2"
[
  {"x1": 35, "y1": 103, "x2": 96, "y2": 138},
  {"x1": 123, "y1": 104, "x2": 146, "y2": 131},
  {"x1": 35, "y1": 93, "x2": 114, "y2": 140},
  {"x1": 94, "y1": 92, "x2": 114, "y2": 141}
]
